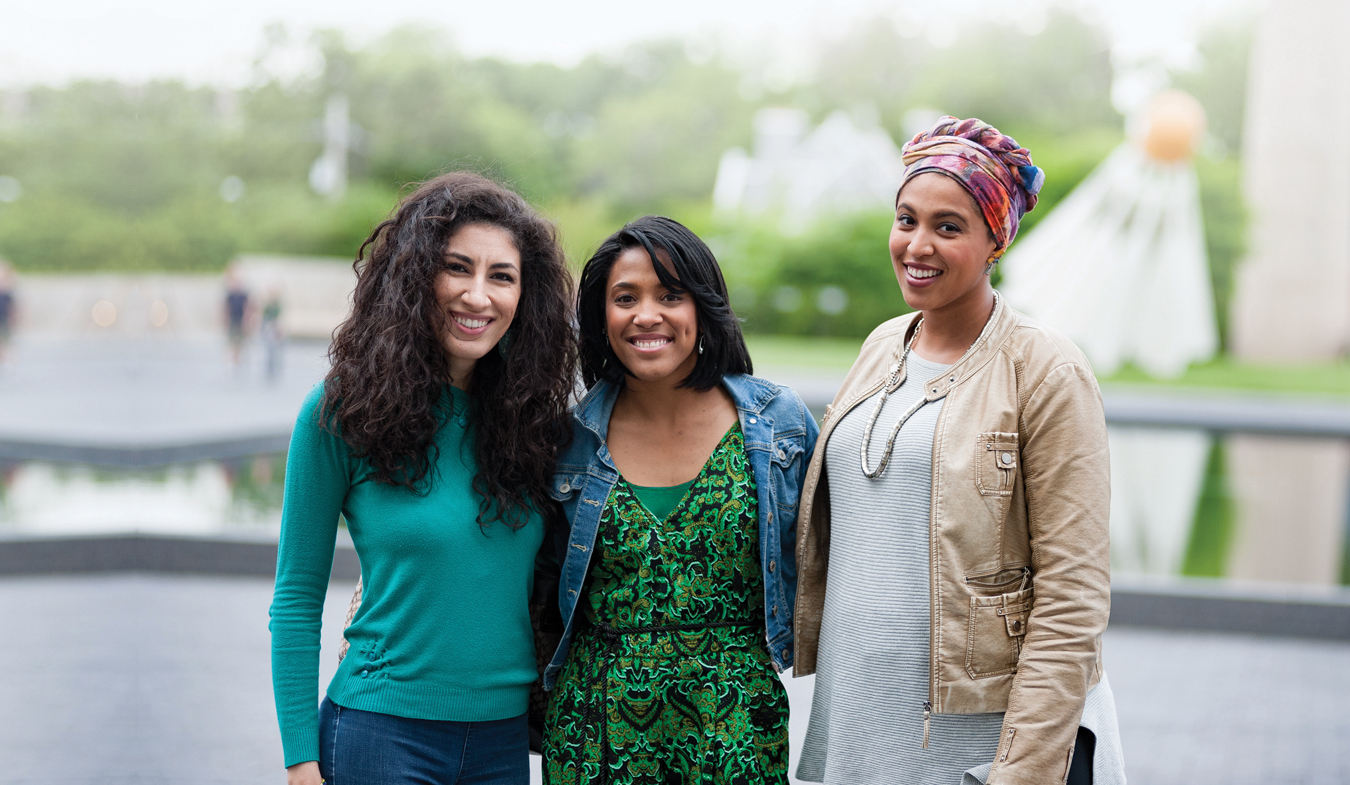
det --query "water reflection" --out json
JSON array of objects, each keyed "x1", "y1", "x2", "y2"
[
  {"x1": 1, "y1": 431, "x2": 1347, "y2": 586},
  {"x1": 1109, "y1": 426, "x2": 1350, "y2": 586},
  {"x1": 0, "y1": 453, "x2": 286, "y2": 538}
]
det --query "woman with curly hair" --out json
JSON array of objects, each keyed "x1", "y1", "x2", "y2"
[
  {"x1": 539, "y1": 216, "x2": 817, "y2": 784},
  {"x1": 793, "y1": 118, "x2": 1125, "y2": 784},
  {"x1": 270, "y1": 172, "x2": 576, "y2": 785}
]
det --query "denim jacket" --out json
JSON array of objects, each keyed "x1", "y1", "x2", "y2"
[{"x1": 541, "y1": 373, "x2": 818, "y2": 690}]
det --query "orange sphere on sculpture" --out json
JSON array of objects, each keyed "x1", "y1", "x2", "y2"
[{"x1": 1140, "y1": 89, "x2": 1208, "y2": 163}]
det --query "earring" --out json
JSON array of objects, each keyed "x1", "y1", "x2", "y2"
[
  {"x1": 698, "y1": 335, "x2": 705, "y2": 355},
  {"x1": 985, "y1": 258, "x2": 999, "y2": 276},
  {"x1": 602, "y1": 329, "x2": 610, "y2": 346}
]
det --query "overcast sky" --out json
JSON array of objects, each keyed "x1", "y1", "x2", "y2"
[{"x1": 0, "y1": 0, "x2": 1253, "y2": 87}]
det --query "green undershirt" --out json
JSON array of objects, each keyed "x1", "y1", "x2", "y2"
[{"x1": 631, "y1": 479, "x2": 695, "y2": 522}]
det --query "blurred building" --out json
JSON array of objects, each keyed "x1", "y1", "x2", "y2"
[{"x1": 712, "y1": 107, "x2": 905, "y2": 228}]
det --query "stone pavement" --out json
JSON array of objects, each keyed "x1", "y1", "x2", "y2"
[{"x1": 1, "y1": 573, "x2": 1347, "y2": 785}]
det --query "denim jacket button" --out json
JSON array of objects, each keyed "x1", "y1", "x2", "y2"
[
  {"x1": 777, "y1": 448, "x2": 786, "y2": 460},
  {"x1": 769, "y1": 560, "x2": 776, "y2": 573},
  {"x1": 748, "y1": 417, "x2": 757, "y2": 424},
  {"x1": 560, "y1": 482, "x2": 571, "y2": 493}
]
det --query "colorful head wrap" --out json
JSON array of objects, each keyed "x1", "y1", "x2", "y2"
[{"x1": 899, "y1": 116, "x2": 1044, "y2": 261}]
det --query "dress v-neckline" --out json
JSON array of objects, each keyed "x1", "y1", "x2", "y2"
[{"x1": 620, "y1": 421, "x2": 741, "y2": 524}]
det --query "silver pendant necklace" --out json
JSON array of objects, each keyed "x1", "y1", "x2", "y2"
[
  {"x1": 858, "y1": 320, "x2": 927, "y2": 479},
  {"x1": 859, "y1": 292, "x2": 1002, "y2": 480}
]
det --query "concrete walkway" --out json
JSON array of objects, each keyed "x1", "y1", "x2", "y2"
[{"x1": 1, "y1": 573, "x2": 1347, "y2": 785}]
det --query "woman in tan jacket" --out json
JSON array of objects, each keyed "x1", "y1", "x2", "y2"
[{"x1": 792, "y1": 117, "x2": 1125, "y2": 785}]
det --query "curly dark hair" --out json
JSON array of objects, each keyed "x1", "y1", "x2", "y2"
[
  {"x1": 577, "y1": 215, "x2": 751, "y2": 391},
  {"x1": 322, "y1": 172, "x2": 576, "y2": 529}
]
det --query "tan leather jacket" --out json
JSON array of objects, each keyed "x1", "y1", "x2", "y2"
[{"x1": 794, "y1": 298, "x2": 1110, "y2": 785}]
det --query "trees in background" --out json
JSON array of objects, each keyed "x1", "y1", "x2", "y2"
[{"x1": 0, "y1": 8, "x2": 1251, "y2": 337}]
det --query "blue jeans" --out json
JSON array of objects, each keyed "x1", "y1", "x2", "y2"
[{"x1": 318, "y1": 697, "x2": 529, "y2": 785}]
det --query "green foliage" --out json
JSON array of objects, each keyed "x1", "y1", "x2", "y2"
[
  {"x1": 0, "y1": 192, "x2": 238, "y2": 271},
  {"x1": 1104, "y1": 358, "x2": 1350, "y2": 399},
  {"x1": 570, "y1": 53, "x2": 753, "y2": 211},
  {"x1": 1182, "y1": 440, "x2": 1235, "y2": 578},
  {"x1": 0, "y1": 7, "x2": 1253, "y2": 315},
  {"x1": 1196, "y1": 156, "x2": 1246, "y2": 350},
  {"x1": 1171, "y1": 16, "x2": 1254, "y2": 154},
  {"x1": 716, "y1": 211, "x2": 909, "y2": 337},
  {"x1": 905, "y1": 10, "x2": 1118, "y2": 137},
  {"x1": 743, "y1": 334, "x2": 864, "y2": 369},
  {"x1": 803, "y1": 9, "x2": 1116, "y2": 142},
  {"x1": 233, "y1": 181, "x2": 399, "y2": 260}
]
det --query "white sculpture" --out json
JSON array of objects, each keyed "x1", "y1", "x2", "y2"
[
  {"x1": 999, "y1": 90, "x2": 1217, "y2": 379},
  {"x1": 713, "y1": 107, "x2": 906, "y2": 230}
]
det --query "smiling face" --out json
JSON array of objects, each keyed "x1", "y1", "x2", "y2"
[
  {"x1": 889, "y1": 172, "x2": 999, "y2": 317},
  {"x1": 434, "y1": 222, "x2": 522, "y2": 387},
  {"x1": 605, "y1": 246, "x2": 699, "y2": 385}
]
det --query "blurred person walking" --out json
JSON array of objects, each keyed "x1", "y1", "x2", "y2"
[
  {"x1": 270, "y1": 173, "x2": 576, "y2": 785},
  {"x1": 540, "y1": 217, "x2": 816, "y2": 784},
  {"x1": 261, "y1": 286, "x2": 285, "y2": 382},
  {"x1": 0, "y1": 263, "x2": 14, "y2": 365},
  {"x1": 793, "y1": 118, "x2": 1124, "y2": 785},
  {"x1": 224, "y1": 266, "x2": 250, "y2": 367}
]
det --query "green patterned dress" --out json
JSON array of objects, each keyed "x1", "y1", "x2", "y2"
[{"x1": 543, "y1": 423, "x2": 790, "y2": 784}]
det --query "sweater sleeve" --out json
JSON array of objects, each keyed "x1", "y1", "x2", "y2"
[{"x1": 269, "y1": 384, "x2": 350, "y2": 767}]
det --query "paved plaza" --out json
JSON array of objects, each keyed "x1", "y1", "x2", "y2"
[{"x1": 0, "y1": 573, "x2": 1346, "y2": 785}]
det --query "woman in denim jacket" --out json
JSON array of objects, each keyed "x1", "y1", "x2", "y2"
[{"x1": 539, "y1": 216, "x2": 817, "y2": 784}]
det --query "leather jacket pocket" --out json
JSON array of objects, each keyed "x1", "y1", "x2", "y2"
[
  {"x1": 975, "y1": 432, "x2": 1019, "y2": 497},
  {"x1": 965, "y1": 584, "x2": 1032, "y2": 679}
]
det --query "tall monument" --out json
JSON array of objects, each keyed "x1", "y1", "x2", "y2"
[
  {"x1": 1227, "y1": 0, "x2": 1350, "y2": 586},
  {"x1": 1230, "y1": 0, "x2": 1350, "y2": 360}
]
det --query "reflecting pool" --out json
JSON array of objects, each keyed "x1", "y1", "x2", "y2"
[
  {"x1": 1108, "y1": 427, "x2": 1350, "y2": 586},
  {"x1": 2, "y1": 429, "x2": 1347, "y2": 587},
  {"x1": 0, "y1": 453, "x2": 285, "y2": 538}
]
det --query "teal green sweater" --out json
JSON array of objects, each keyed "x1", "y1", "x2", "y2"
[{"x1": 269, "y1": 384, "x2": 543, "y2": 766}]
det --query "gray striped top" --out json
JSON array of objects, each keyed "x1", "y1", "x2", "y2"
[{"x1": 796, "y1": 352, "x2": 1125, "y2": 784}]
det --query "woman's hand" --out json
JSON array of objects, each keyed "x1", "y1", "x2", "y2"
[{"x1": 286, "y1": 761, "x2": 323, "y2": 785}]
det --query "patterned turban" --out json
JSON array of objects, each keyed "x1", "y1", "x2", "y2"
[{"x1": 899, "y1": 116, "x2": 1044, "y2": 260}]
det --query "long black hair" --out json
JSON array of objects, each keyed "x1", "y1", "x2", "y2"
[
  {"x1": 577, "y1": 215, "x2": 750, "y2": 391},
  {"x1": 322, "y1": 172, "x2": 576, "y2": 529}
]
